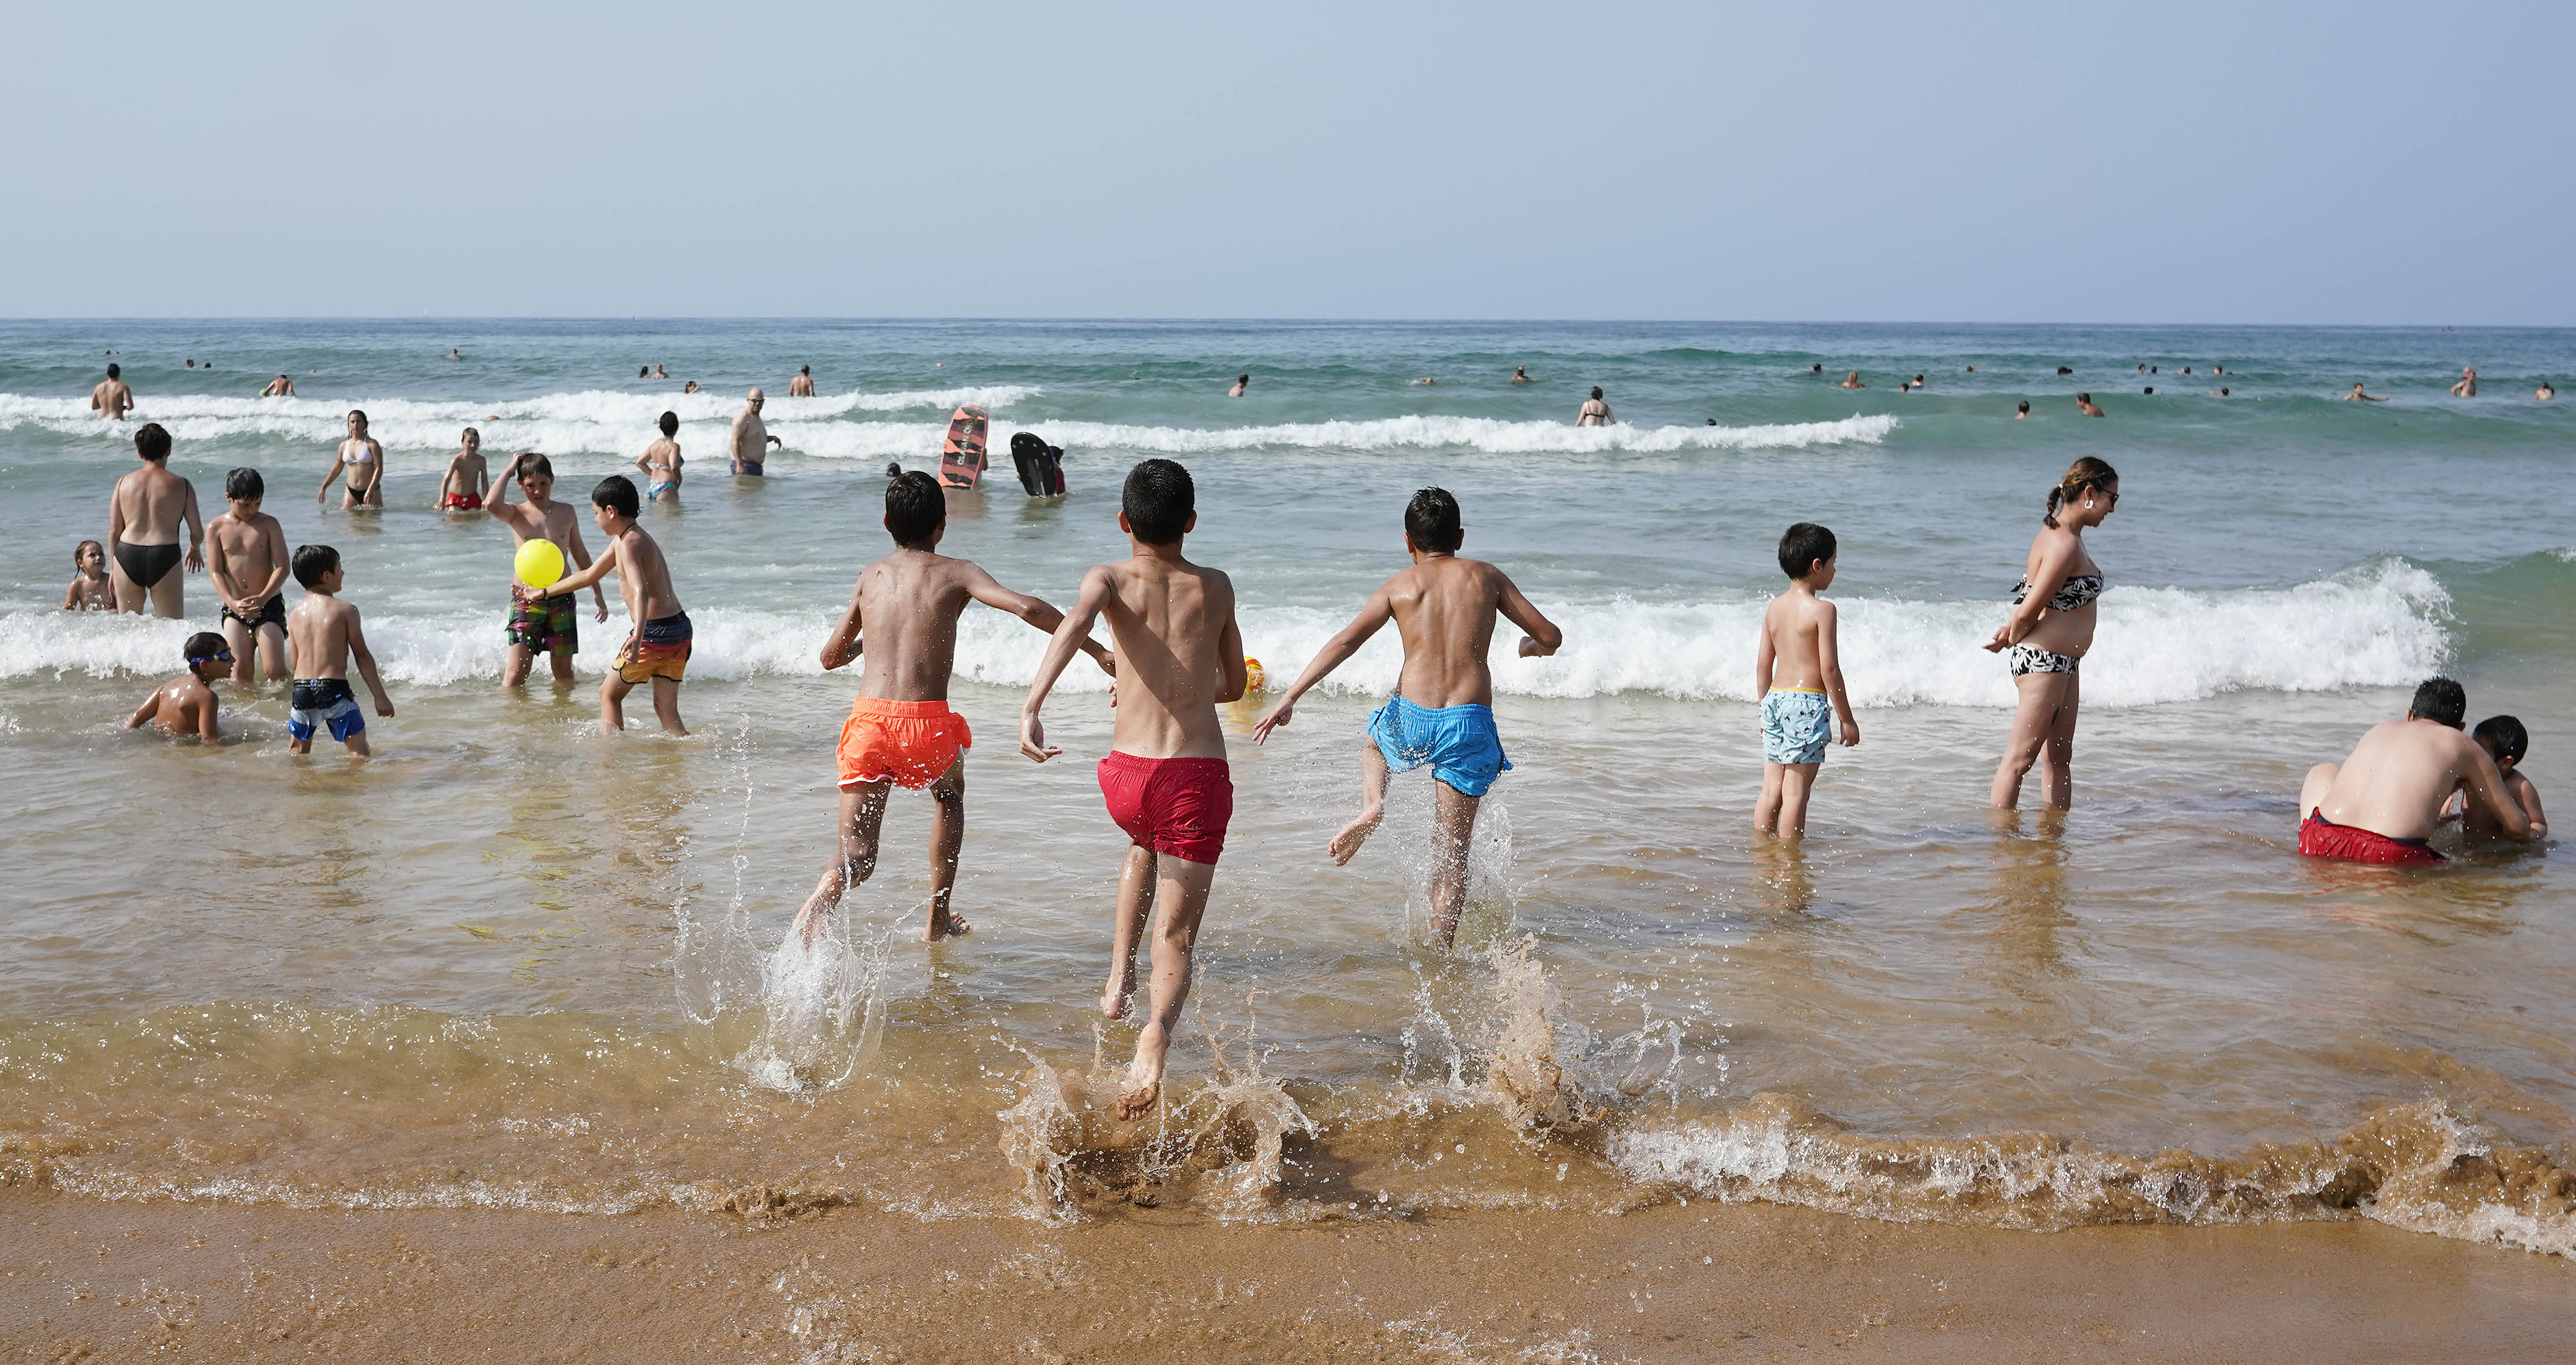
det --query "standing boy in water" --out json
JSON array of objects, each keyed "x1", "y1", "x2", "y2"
[
  {"x1": 1753, "y1": 523, "x2": 1860, "y2": 838},
  {"x1": 485, "y1": 453, "x2": 608, "y2": 689},
  {"x1": 791, "y1": 472, "x2": 1114, "y2": 947},
  {"x1": 123, "y1": 632, "x2": 232, "y2": 741},
  {"x1": 205, "y1": 468, "x2": 292, "y2": 683},
  {"x1": 1250, "y1": 487, "x2": 1562, "y2": 948},
  {"x1": 440, "y1": 428, "x2": 489, "y2": 511},
  {"x1": 285, "y1": 544, "x2": 395, "y2": 758},
  {"x1": 543, "y1": 475, "x2": 692, "y2": 734},
  {"x1": 1021, "y1": 458, "x2": 1245, "y2": 1121}
]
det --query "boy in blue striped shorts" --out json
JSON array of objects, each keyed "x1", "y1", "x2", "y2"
[{"x1": 1756, "y1": 523, "x2": 1860, "y2": 838}]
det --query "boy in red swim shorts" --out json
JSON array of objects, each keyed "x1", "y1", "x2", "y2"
[
  {"x1": 1022, "y1": 458, "x2": 1247, "y2": 1122},
  {"x1": 792, "y1": 472, "x2": 1111, "y2": 945},
  {"x1": 2297, "y1": 678, "x2": 2533, "y2": 863}
]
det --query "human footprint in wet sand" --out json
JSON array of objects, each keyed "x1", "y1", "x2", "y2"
[
  {"x1": 1250, "y1": 487, "x2": 1560, "y2": 949},
  {"x1": 792, "y1": 472, "x2": 1112, "y2": 947},
  {"x1": 1020, "y1": 458, "x2": 1245, "y2": 1120}
]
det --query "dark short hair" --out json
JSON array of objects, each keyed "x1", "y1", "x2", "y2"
[
  {"x1": 1778, "y1": 522, "x2": 1837, "y2": 578},
  {"x1": 2410, "y1": 678, "x2": 2468, "y2": 729},
  {"x1": 292, "y1": 544, "x2": 340, "y2": 589},
  {"x1": 1405, "y1": 487, "x2": 1463, "y2": 552},
  {"x1": 106, "y1": 363, "x2": 119, "y2": 378},
  {"x1": 885, "y1": 470, "x2": 946, "y2": 546},
  {"x1": 658, "y1": 410, "x2": 679, "y2": 438},
  {"x1": 2473, "y1": 715, "x2": 2528, "y2": 765},
  {"x1": 184, "y1": 631, "x2": 230, "y2": 671},
  {"x1": 2077, "y1": 392, "x2": 2092, "y2": 402},
  {"x1": 516, "y1": 453, "x2": 555, "y2": 483},
  {"x1": 1122, "y1": 458, "x2": 1195, "y2": 545},
  {"x1": 225, "y1": 467, "x2": 264, "y2": 500},
  {"x1": 1590, "y1": 386, "x2": 1604, "y2": 399},
  {"x1": 347, "y1": 408, "x2": 368, "y2": 427},
  {"x1": 134, "y1": 423, "x2": 172, "y2": 462},
  {"x1": 591, "y1": 475, "x2": 640, "y2": 519}
]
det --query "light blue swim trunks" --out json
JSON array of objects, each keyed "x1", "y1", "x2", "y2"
[
  {"x1": 1366, "y1": 693, "x2": 1512, "y2": 798},
  {"x1": 1759, "y1": 689, "x2": 1834, "y2": 766}
]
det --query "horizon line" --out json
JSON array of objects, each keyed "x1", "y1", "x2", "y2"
[{"x1": 1, "y1": 316, "x2": 2567, "y2": 332}]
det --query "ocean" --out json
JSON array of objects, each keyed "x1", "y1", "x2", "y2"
[{"x1": 1, "y1": 319, "x2": 2571, "y2": 1257}]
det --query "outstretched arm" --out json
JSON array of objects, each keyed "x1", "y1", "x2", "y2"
[
  {"x1": 562, "y1": 520, "x2": 610, "y2": 619},
  {"x1": 818, "y1": 576, "x2": 866, "y2": 670},
  {"x1": 1020, "y1": 566, "x2": 1114, "y2": 762},
  {"x1": 1497, "y1": 571, "x2": 1562, "y2": 658},
  {"x1": 549, "y1": 537, "x2": 622, "y2": 599},
  {"x1": 1250, "y1": 583, "x2": 1394, "y2": 744},
  {"x1": 964, "y1": 567, "x2": 1114, "y2": 674}
]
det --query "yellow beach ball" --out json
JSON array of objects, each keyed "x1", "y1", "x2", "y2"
[{"x1": 514, "y1": 538, "x2": 567, "y2": 591}]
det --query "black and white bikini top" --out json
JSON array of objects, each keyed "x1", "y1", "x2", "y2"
[{"x1": 2011, "y1": 572, "x2": 2104, "y2": 611}]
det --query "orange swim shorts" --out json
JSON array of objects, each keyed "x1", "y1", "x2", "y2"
[{"x1": 837, "y1": 697, "x2": 971, "y2": 789}]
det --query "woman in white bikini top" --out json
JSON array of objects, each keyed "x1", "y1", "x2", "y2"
[{"x1": 319, "y1": 409, "x2": 385, "y2": 508}]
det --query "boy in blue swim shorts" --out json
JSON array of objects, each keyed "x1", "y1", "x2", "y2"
[
  {"x1": 1253, "y1": 488, "x2": 1562, "y2": 948},
  {"x1": 1755, "y1": 523, "x2": 1860, "y2": 837},
  {"x1": 283, "y1": 544, "x2": 396, "y2": 758}
]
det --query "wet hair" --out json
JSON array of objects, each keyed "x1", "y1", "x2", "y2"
[
  {"x1": 640, "y1": 366, "x2": 650, "y2": 378},
  {"x1": 225, "y1": 467, "x2": 264, "y2": 500},
  {"x1": 2076, "y1": 392, "x2": 2092, "y2": 403},
  {"x1": 1404, "y1": 487, "x2": 1464, "y2": 552},
  {"x1": 799, "y1": 365, "x2": 811, "y2": 375},
  {"x1": 1589, "y1": 386, "x2": 1604, "y2": 400},
  {"x1": 2220, "y1": 387, "x2": 2229, "y2": 396},
  {"x1": 591, "y1": 475, "x2": 640, "y2": 519},
  {"x1": 515, "y1": 453, "x2": 555, "y2": 483},
  {"x1": 2042, "y1": 456, "x2": 2118, "y2": 529},
  {"x1": 1121, "y1": 458, "x2": 1195, "y2": 545},
  {"x1": 74, "y1": 538, "x2": 103, "y2": 567},
  {"x1": 1778, "y1": 522, "x2": 1837, "y2": 579},
  {"x1": 134, "y1": 423, "x2": 172, "y2": 462},
  {"x1": 2016, "y1": 400, "x2": 2031, "y2": 414},
  {"x1": 885, "y1": 470, "x2": 946, "y2": 547},
  {"x1": 2409, "y1": 678, "x2": 2468, "y2": 729},
  {"x1": 2057, "y1": 365, "x2": 2073, "y2": 374},
  {"x1": 658, "y1": 410, "x2": 679, "y2": 438},
  {"x1": 2473, "y1": 715, "x2": 2528, "y2": 765},
  {"x1": 106, "y1": 363, "x2": 119, "y2": 378},
  {"x1": 347, "y1": 409, "x2": 368, "y2": 428},
  {"x1": 1237, "y1": 373, "x2": 1249, "y2": 383},
  {"x1": 292, "y1": 544, "x2": 340, "y2": 589},
  {"x1": 183, "y1": 631, "x2": 230, "y2": 673},
  {"x1": 2143, "y1": 386, "x2": 2154, "y2": 395},
  {"x1": 462, "y1": 426, "x2": 480, "y2": 445}
]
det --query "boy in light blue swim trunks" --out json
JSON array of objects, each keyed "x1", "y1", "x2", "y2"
[
  {"x1": 1755, "y1": 522, "x2": 1860, "y2": 837},
  {"x1": 1253, "y1": 489, "x2": 1562, "y2": 948}
]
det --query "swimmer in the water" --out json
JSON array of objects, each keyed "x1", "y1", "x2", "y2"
[
  {"x1": 123, "y1": 632, "x2": 232, "y2": 742},
  {"x1": 1576, "y1": 387, "x2": 1613, "y2": 425},
  {"x1": 260, "y1": 374, "x2": 294, "y2": 397},
  {"x1": 1413, "y1": 377, "x2": 1436, "y2": 386},
  {"x1": 1227, "y1": 373, "x2": 1249, "y2": 398},
  {"x1": 2015, "y1": 400, "x2": 2031, "y2": 419},
  {"x1": 789, "y1": 365, "x2": 816, "y2": 398},
  {"x1": 2538, "y1": 380, "x2": 2556, "y2": 401},
  {"x1": 654, "y1": 364, "x2": 670, "y2": 380},
  {"x1": 2451, "y1": 366, "x2": 2478, "y2": 397},
  {"x1": 1810, "y1": 363, "x2": 1823, "y2": 375},
  {"x1": 2344, "y1": 383, "x2": 2390, "y2": 402},
  {"x1": 1839, "y1": 372, "x2": 1865, "y2": 389},
  {"x1": 2076, "y1": 393, "x2": 2104, "y2": 417},
  {"x1": 1511, "y1": 366, "x2": 1533, "y2": 384}
]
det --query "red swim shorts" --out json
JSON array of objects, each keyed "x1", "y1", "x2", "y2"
[
  {"x1": 838, "y1": 697, "x2": 971, "y2": 789},
  {"x1": 2299, "y1": 810, "x2": 2444, "y2": 865},
  {"x1": 1097, "y1": 751, "x2": 1232, "y2": 865}
]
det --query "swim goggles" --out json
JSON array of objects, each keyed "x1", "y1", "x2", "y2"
[{"x1": 186, "y1": 647, "x2": 235, "y2": 665}]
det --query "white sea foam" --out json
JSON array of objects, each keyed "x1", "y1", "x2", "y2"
[
  {"x1": 782, "y1": 412, "x2": 1898, "y2": 462},
  {"x1": 1, "y1": 560, "x2": 2448, "y2": 708}
]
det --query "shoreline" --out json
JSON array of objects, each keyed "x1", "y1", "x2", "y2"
[{"x1": 3, "y1": 1189, "x2": 2568, "y2": 1363}]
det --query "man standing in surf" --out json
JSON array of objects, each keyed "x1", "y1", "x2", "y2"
[
  {"x1": 731, "y1": 388, "x2": 780, "y2": 476},
  {"x1": 1020, "y1": 458, "x2": 1246, "y2": 1121},
  {"x1": 1250, "y1": 487, "x2": 1560, "y2": 949},
  {"x1": 792, "y1": 471, "x2": 1113, "y2": 947}
]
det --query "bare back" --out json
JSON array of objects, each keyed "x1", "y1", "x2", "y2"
[
  {"x1": 1387, "y1": 556, "x2": 1514, "y2": 708},
  {"x1": 1760, "y1": 588, "x2": 1835, "y2": 692},
  {"x1": 2317, "y1": 719, "x2": 2511, "y2": 840},
  {"x1": 847, "y1": 551, "x2": 985, "y2": 702},
  {"x1": 1095, "y1": 556, "x2": 1240, "y2": 760},
  {"x1": 93, "y1": 380, "x2": 132, "y2": 418},
  {"x1": 112, "y1": 465, "x2": 194, "y2": 545},
  {"x1": 288, "y1": 595, "x2": 361, "y2": 680}
]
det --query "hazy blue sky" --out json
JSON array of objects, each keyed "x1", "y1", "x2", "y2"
[{"x1": 7, "y1": 2, "x2": 2569, "y2": 322}]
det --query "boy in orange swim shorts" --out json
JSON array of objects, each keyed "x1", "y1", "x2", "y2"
[
  {"x1": 791, "y1": 472, "x2": 1111, "y2": 945},
  {"x1": 1021, "y1": 458, "x2": 1247, "y2": 1122}
]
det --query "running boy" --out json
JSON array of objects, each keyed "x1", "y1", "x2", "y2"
[
  {"x1": 541, "y1": 475, "x2": 691, "y2": 734},
  {"x1": 123, "y1": 632, "x2": 231, "y2": 741},
  {"x1": 485, "y1": 452, "x2": 608, "y2": 689},
  {"x1": 1754, "y1": 523, "x2": 1861, "y2": 836},
  {"x1": 2465, "y1": 716, "x2": 2549, "y2": 842},
  {"x1": 285, "y1": 544, "x2": 395, "y2": 758},
  {"x1": 635, "y1": 412, "x2": 683, "y2": 501},
  {"x1": 205, "y1": 468, "x2": 292, "y2": 683},
  {"x1": 62, "y1": 540, "x2": 114, "y2": 610},
  {"x1": 1249, "y1": 487, "x2": 1562, "y2": 948},
  {"x1": 440, "y1": 428, "x2": 489, "y2": 511},
  {"x1": 1021, "y1": 458, "x2": 1246, "y2": 1120},
  {"x1": 791, "y1": 472, "x2": 1114, "y2": 946}
]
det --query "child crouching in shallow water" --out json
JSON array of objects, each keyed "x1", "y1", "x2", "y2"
[
  {"x1": 2461, "y1": 716, "x2": 2549, "y2": 843},
  {"x1": 285, "y1": 544, "x2": 395, "y2": 758},
  {"x1": 123, "y1": 632, "x2": 231, "y2": 740},
  {"x1": 1754, "y1": 522, "x2": 1860, "y2": 838},
  {"x1": 63, "y1": 540, "x2": 114, "y2": 611}
]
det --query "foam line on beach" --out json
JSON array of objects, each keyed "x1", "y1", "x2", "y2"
[{"x1": 4, "y1": 559, "x2": 2447, "y2": 708}]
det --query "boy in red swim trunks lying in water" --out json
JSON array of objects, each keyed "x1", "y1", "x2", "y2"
[
  {"x1": 2298, "y1": 678, "x2": 2533, "y2": 862},
  {"x1": 1022, "y1": 458, "x2": 1247, "y2": 1121},
  {"x1": 790, "y1": 472, "x2": 1112, "y2": 946}
]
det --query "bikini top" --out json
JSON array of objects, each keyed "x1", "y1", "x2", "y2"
[
  {"x1": 343, "y1": 442, "x2": 375, "y2": 465},
  {"x1": 2012, "y1": 572, "x2": 2104, "y2": 611}
]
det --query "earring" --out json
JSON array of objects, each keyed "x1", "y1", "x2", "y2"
[{"x1": 2084, "y1": 498, "x2": 2094, "y2": 509}]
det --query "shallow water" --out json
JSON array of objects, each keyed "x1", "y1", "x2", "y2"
[{"x1": 2, "y1": 320, "x2": 2571, "y2": 1253}]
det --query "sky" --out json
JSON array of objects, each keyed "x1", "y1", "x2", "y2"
[{"x1": 5, "y1": 1, "x2": 2570, "y2": 323}]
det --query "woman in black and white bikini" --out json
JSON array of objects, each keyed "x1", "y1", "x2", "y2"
[{"x1": 1984, "y1": 456, "x2": 2119, "y2": 810}]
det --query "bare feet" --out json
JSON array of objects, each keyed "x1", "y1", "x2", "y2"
[
  {"x1": 1099, "y1": 962, "x2": 1135, "y2": 1020},
  {"x1": 1327, "y1": 805, "x2": 1384, "y2": 867},
  {"x1": 1116, "y1": 1022, "x2": 1169, "y2": 1121},
  {"x1": 922, "y1": 911, "x2": 972, "y2": 942}
]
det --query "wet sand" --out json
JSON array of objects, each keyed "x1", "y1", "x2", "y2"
[{"x1": 5, "y1": 1190, "x2": 2567, "y2": 1363}]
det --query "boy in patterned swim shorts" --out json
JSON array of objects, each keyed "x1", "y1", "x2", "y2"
[
  {"x1": 543, "y1": 475, "x2": 692, "y2": 734},
  {"x1": 789, "y1": 472, "x2": 1111, "y2": 946},
  {"x1": 486, "y1": 453, "x2": 607, "y2": 689},
  {"x1": 1021, "y1": 458, "x2": 1245, "y2": 1121},
  {"x1": 1754, "y1": 523, "x2": 1860, "y2": 838}
]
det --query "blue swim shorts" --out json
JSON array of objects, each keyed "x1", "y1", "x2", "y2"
[
  {"x1": 289, "y1": 677, "x2": 365, "y2": 743},
  {"x1": 1759, "y1": 689, "x2": 1833, "y2": 766},
  {"x1": 1365, "y1": 693, "x2": 1512, "y2": 798}
]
